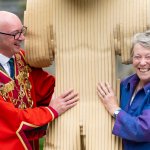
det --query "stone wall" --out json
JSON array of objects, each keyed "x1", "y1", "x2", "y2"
[{"x1": 0, "y1": 0, "x2": 26, "y2": 21}]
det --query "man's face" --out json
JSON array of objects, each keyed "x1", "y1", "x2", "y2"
[
  {"x1": 132, "y1": 43, "x2": 150, "y2": 85},
  {"x1": 0, "y1": 18, "x2": 25, "y2": 57}
]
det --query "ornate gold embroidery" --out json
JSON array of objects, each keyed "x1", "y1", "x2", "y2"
[
  {"x1": 0, "y1": 53, "x2": 33, "y2": 109},
  {"x1": 0, "y1": 81, "x2": 15, "y2": 99},
  {"x1": 14, "y1": 65, "x2": 33, "y2": 109}
]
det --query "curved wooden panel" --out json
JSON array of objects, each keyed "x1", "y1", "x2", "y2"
[{"x1": 24, "y1": 0, "x2": 54, "y2": 67}]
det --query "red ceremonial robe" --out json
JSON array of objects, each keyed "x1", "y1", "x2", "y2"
[{"x1": 0, "y1": 50, "x2": 57, "y2": 150}]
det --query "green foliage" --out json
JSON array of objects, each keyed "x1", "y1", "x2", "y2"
[{"x1": 39, "y1": 138, "x2": 44, "y2": 150}]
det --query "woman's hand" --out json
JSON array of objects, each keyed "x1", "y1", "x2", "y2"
[{"x1": 97, "y1": 82, "x2": 120, "y2": 116}]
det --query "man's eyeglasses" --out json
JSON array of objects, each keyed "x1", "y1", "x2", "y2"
[{"x1": 0, "y1": 26, "x2": 27, "y2": 40}]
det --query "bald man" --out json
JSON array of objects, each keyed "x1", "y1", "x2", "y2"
[{"x1": 0, "y1": 11, "x2": 79, "y2": 150}]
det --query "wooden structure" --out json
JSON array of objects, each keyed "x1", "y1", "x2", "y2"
[{"x1": 24, "y1": 0, "x2": 150, "y2": 149}]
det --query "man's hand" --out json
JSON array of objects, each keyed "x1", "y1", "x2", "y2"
[
  {"x1": 97, "y1": 82, "x2": 120, "y2": 116},
  {"x1": 50, "y1": 89, "x2": 79, "y2": 116}
]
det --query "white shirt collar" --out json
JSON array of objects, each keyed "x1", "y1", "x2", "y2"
[{"x1": 0, "y1": 54, "x2": 12, "y2": 65}]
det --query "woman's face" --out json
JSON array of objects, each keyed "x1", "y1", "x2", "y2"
[{"x1": 132, "y1": 43, "x2": 150, "y2": 85}]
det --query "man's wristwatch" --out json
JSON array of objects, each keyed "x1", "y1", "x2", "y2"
[{"x1": 113, "y1": 108, "x2": 121, "y2": 119}]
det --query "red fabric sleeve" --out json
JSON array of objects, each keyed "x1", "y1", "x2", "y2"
[
  {"x1": 29, "y1": 68, "x2": 55, "y2": 107},
  {"x1": 0, "y1": 97, "x2": 57, "y2": 147},
  {"x1": 0, "y1": 96, "x2": 58, "y2": 149},
  {"x1": 23, "y1": 106, "x2": 58, "y2": 141}
]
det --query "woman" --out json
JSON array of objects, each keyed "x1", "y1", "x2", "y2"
[{"x1": 97, "y1": 30, "x2": 150, "y2": 150}]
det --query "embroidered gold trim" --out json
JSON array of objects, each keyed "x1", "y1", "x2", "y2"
[
  {"x1": 0, "y1": 53, "x2": 33, "y2": 109},
  {"x1": 16, "y1": 121, "x2": 39, "y2": 150},
  {"x1": 45, "y1": 107, "x2": 55, "y2": 120}
]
